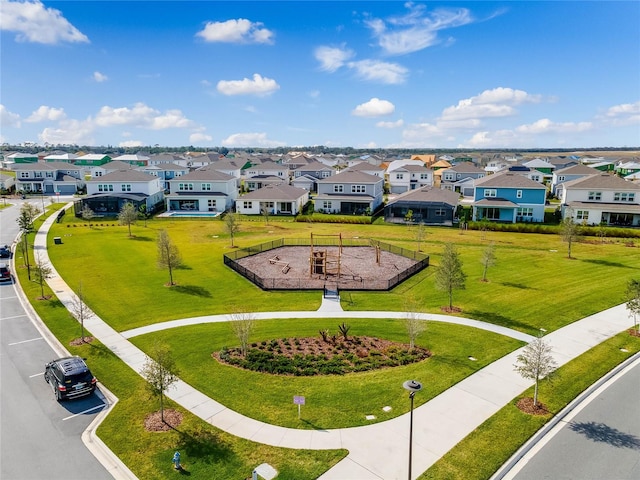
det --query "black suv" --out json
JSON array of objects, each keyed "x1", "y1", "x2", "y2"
[
  {"x1": 0, "y1": 263, "x2": 11, "y2": 282},
  {"x1": 44, "y1": 356, "x2": 97, "y2": 401},
  {"x1": 0, "y1": 245, "x2": 10, "y2": 259}
]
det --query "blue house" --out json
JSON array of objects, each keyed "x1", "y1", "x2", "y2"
[{"x1": 472, "y1": 172, "x2": 547, "y2": 223}]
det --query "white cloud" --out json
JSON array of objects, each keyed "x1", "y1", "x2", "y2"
[
  {"x1": 0, "y1": 104, "x2": 21, "y2": 127},
  {"x1": 25, "y1": 105, "x2": 66, "y2": 123},
  {"x1": 365, "y1": 3, "x2": 474, "y2": 56},
  {"x1": 376, "y1": 119, "x2": 404, "y2": 128},
  {"x1": 93, "y1": 71, "x2": 108, "y2": 83},
  {"x1": 196, "y1": 18, "x2": 274, "y2": 44},
  {"x1": 94, "y1": 103, "x2": 194, "y2": 129},
  {"x1": 0, "y1": 0, "x2": 89, "y2": 44},
  {"x1": 314, "y1": 45, "x2": 354, "y2": 72},
  {"x1": 440, "y1": 87, "x2": 543, "y2": 122},
  {"x1": 603, "y1": 101, "x2": 640, "y2": 126},
  {"x1": 399, "y1": 122, "x2": 447, "y2": 147},
  {"x1": 189, "y1": 132, "x2": 213, "y2": 144},
  {"x1": 119, "y1": 140, "x2": 144, "y2": 148},
  {"x1": 221, "y1": 132, "x2": 286, "y2": 148},
  {"x1": 38, "y1": 119, "x2": 95, "y2": 145},
  {"x1": 347, "y1": 59, "x2": 408, "y2": 84},
  {"x1": 216, "y1": 74, "x2": 279, "y2": 96},
  {"x1": 352, "y1": 98, "x2": 395, "y2": 117},
  {"x1": 515, "y1": 118, "x2": 592, "y2": 134}
]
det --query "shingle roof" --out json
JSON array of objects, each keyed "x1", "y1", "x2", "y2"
[
  {"x1": 387, "y1": 187, "x2": 459, "y2": 206},
  {"x1": 317, "y1": 171, "x2": 382, "y2": 184},
  {"x1": 239, "y1": 184, "x2": 308, "y2": 201},
  {"x1": 89, "y1": 170, "x2": 157, "y2": 182},
  {"x1": 173, "y1": 168, "x2": 234, "y2": 181},
  {"x1": 555, "y1": 164, "x2": 599, "y2": 175},
  {"x1": 562, "y1": 173, "x2": 640, "y2": 190},
  {"x1": 474, "y1": 172, "x2": 545, "y2": 189}
]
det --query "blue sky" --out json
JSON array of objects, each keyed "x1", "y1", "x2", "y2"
[{"x1": 1, "y1": 0, "x2": 639, "y2": 149}]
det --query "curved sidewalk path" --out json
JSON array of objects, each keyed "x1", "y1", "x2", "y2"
[{"x1": 36, "y1": 205, "x2": 632, "y2": 480}]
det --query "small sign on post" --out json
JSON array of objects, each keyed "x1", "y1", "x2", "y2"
[{"x1": 293, "y1": 395, "x2": 305, "y2": 419}]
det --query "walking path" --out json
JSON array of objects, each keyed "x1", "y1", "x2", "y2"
[{"x1": 33, "y1": 204, "x2": 633, "y2": 480}]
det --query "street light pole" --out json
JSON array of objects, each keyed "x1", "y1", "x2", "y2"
[{"x1": 403, "y1": 380, "x2": 423, "y2": 480}]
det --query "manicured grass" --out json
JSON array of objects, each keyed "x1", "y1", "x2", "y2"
[
  {"x1": 13, "y1": 242, "x2": 347, "y2": 480},
  {"x1": 420, "y1": 332, "x2": 640, "y2": 480},
  {"x1": 131, "y1": 318, "x2": 523, "y2": 428},
  {"x1": 47, "y1": 215, "x2": 640, "y2": 335}
]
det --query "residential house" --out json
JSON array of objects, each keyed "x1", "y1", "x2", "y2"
[
  {"x1": 386, "y1": 163, "x2": 433, "y2": 194},
  {"x1": 111, "y1": 153, "x2": 150, "y2": 167},
  {"x1": 235, "y1": 184, "x2": 309, "y2": 215},
  {"x1": 140, "y1": 163, "x2": 189, "y2": 191},
  {"x1": 90, "y1": 160, "x2": 135, "y2": 177},
  {"x1": 550, "y1": 163, "x2": 598, "y2": 196},
  {"x1": 472, "y1": 172, "x2": 547, "y2": 223},
  {"x1": 165, "y1": 168, "x2": 237, "y2": 213},
  {"x1": 0, "y1": 173, "x2": 15, "y2": 193},
  {"x1": 245, "y1": 175, "x2": 286, "y2": 192},
  {"x1": 208, "y1": 159, "x2": 243, "y2": 188},
  {"x1": 615, "y1": 161, "x2": 640, "y2": 177},
  {"x1": 315, "y1": 171, "x2": 384, "y2": 214},
  {"x1": 5, "y1": 152, "x2": 38, "y2": 165},
  {"x1": 560, "y1": 173, "x2": 640, "y2": 226},
  {"x1": 74, "y1": 153, "x2": 112, "y2": 167},
  {"x1": 384, "y1": 187, "x2": 459, "y2": 225},
  {"x1": 79, "y1": 170, "x2": 164, "y2": 216},
  {"x1": 342, "y1": 161, "x2": 385, "y2": 178},
  {"x1": 245, "y1": 161, "x2": 290, "y2": 183},
  {"x1": 291, "y1": 174, "x2": 318, "y2": 191},
  {"x1": 440, "y1": 163, "x2": 486, "y2": 197},
  {"x1": 13, "y1": 162, "x2": 84, "y2": 194},
  {"x1": 147, "y1": 153, "x2": 184, "y2": 166},
  {"x1": 291, "y1": 161, "x2": 336, "y2": 192},
  {"x1": 43, "y1": 153, "x2": 78, "y2": 163}
]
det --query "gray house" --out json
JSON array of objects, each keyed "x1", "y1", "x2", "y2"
[
  {"x1": 384, "y1": 187, "x2": 459, "y2": 225},
  {"x1": 315, "y1": 171, "x2": 384, "y2": 214}
]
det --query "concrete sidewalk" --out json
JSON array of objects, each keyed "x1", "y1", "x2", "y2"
[{"x1": 35, "y1": 204, "x2": 633, "y2": 480}]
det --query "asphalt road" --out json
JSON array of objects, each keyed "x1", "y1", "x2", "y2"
[
  {"x1": 508, "y1": 358, "x2": 640, "y2": 480},
  {"x1": 0, "y1": 197, "x2": 112, "y2": 480}
]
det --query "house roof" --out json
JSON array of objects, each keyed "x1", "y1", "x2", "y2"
[
  {"x1": 238, "y1": 183, "x2": 308, "y2": 201},
  {"x1": 342, "y1": 162, "x2": 384, "y2": 173},
  {"x1": 293, "y1": 161, "x2": 334, "y2": 172},
  {"x1": 99, "y1": 160, "x2": 135, "y2": 171},
  {"x1": 174, "y1": 168, "x2": 235, "y2": 181},
  {"x1": 473, "y1": 198, "x2": 519, "y2": 207},
  {"x1": 555, "y1": 163, "x2": 599, "y2": 175},
  {"x1": 317, "y1": 170, "x2": 382, "y2": 184},
  {"x1": 89, "y1": 170, "x2": 157, "y2": 182},
  {"x1": 567, "y1": 201, "x2": 640, "y2": 213},
  {"x1": 562, "y1": 173, "x2": 640, "y2": 190},
  {"x1": 112, "y1": 154, "x2": 150, "y2": 161},
  {"x1": 387, "y1": 187, "x2": 459, "y2": 206},
  {"x1": 431, "y1": 159, "x2": 452, "y2": 168},
  {"x1": 443, "y1": 163, "x2": 485, "y2": 174},
  {"x1": 523, "y1": 158, "x2": 555, "y2": 169},
  {"x1": 474, "y1": 172, "x2": 546, "y2": 189},
  {"x1": 144, "y1": 163, "x2": 187, "y2": 172}
]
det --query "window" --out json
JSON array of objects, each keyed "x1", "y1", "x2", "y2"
[
  {"x1": 484, "y1": 208, "x2": 500, "y2": 219},
  {"x1": 420, "y1": 173, "x2": 429, "y2": 180},
  {"x1": 121, "y1": 184, "x2": 131, "y2": 192},
  {"x1": 95, "y1": 171, "x2": 103, "y2": 177},
  {"x1": 98, "y1": 184, "x2": 113, "y2": 192},
  {"x1": 435, "y1": 208, "x2": 446, "y2": 216},
  {"x1": 19, "y1": 172, "x2": 29, "y2": 178},
  {"x1": 444, "y1": 173, "x2": 455, "y2": 181},
  {"x1": 395, "y1": 173, "x2": 404, "y2": 180},
  {"x1": 517, "y1": 207, "x2": 533, "y2": 217},
  {"x1": 531, "y1": 175, "x2": 541, "y2": 182},
  {"x1": 576, "y1": 210, "x2": 589, "y2": 220},
  {"x1": 201, "y1": 183, "x2": 211, "y2": 191},
  {"x1": 558, "y1": 175, "x2": 565, "y2": 181},
  {"x1": 243, "y1": 201, "x2": 252, "y2": 209},
  {"x1": 35, "y1": 172, "x2": 43, "y2": 178},
  {"x1": 351, "y1": 185, "x2": 366, "y2": 193},
  {"x1": 588, "y1": 191, "x2": 601, "y2": 201},
  {"x1": 261, "y1": 201, "x2": 274, "y2": 209},
  {"x1": 516, "y1": 190, "x2": 523, "y2": 199},
  {"x1": 614, "y1": 192, "x2": 635, "y2": 202},
  {"x1": 333, "y1": 185, "x2": 343, "y2": 193},
  {"x1": 484, "y1": 189, "x2": 497, "y2": 198},
  {"x1": 322, "y1": 171, "x2": 331, "y2": 178},
  {"x1": 207, "y1": 199, "x2": 216, "y2": 210},
  {"x1": 323, "y1": 201, "x2": 332, "y2": 210},
  {"x1": 179, "y1": 183, "x2": 194, "y2": 191},
  {"x1": 46, "y1": 172, "x2": 54, "y2": 178}
]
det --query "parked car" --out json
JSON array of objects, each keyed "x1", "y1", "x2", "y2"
[
  {"x1": 44, "y1": 356, "x2": 97, "y2": 401},
  {"x1": 0, "y1": 245, "x2": 10, "y2": 259},
  {"x1": 0, "y1": 263, "x2": 11, "y2": 282}
]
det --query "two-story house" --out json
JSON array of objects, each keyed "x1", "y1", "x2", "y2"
[
  {"x1": 235, "y1": 184, "x2": 309, "y2": 215},
  {"x1": 140, "y1": 163, "x2": 189, "y2": 191},
  {"x1": 387, "y1": 164, "x2": 433, "y2": 194},
  {"x1": 550, "y1": 163, "x2": 598, "y2": 196},
  {"x1": 165, "y1": 168, "x2": 237, "y2": 213},
  {"x1": 315, "y1": 171, "x2": 384, "y2": 214},
  {"x1": 245, "y1": 161, "x2": 290, "y2": 182},
  {"x1": 560, "y1": 173, "x2": 640, "y2": 226},
  {"x1": 291, "y1": 161, "x2": 336, "y2": 192},
  {"x1": 472, "y1": 172, "x2": 547, "y2": 223},
  {"x1": 13, "y1": 162, "x2": 84, "y2": 195},
  {"x1": 79, "y1": 170, "x2": 164, "y2": 216},
  {"x1": 439, "y1": 163, "x2": 486, "y2": 197}
]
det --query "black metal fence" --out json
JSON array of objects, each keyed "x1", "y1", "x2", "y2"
[{"x1": 223, "y1": 238, "x2": 429, "y2": 291}]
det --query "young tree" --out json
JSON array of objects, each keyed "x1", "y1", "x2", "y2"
[
  {"x1": 404, "y1": 209, "x2": 414, "y2": 224},
  {"x1": 70, "y1": 281, "x2": 93, "y2": 343},
  {"x1": 81, "y1": 205, "x2": 95, "y2": 224},
  {"x1": 480, "y1": 242, "x2": 497, "y2": 282},
  {"x1": 626, "y1": 279, "x2": 640, "y2": 334},
  {"x1": 33, "y1": 253, "x2": 53, "y2": 300},
  {"x1": 560, "y1": 210, "x2": 580, "y2": 259},
  {"x1": 415, "y1": 222, "x2": 427, "y2": 252},
  {"x1": 514, "y1": 334, "x2": 557, "y2": 407},
  {"x1": 118, "y1": 202, "x2": 138, "y2": 237},
  {"x1": 17, "y1": 203, "x2": 40, "y2": 280},
  {"x1": 261, "y1": 206, "x2": 270, "y2": 225},
  {"x1": 157, "y1": 229, "x2": 182, "y2": 286},
  {"x1": 434, "y1": 242, "x2": 466, "y2": 311},
  {"x1": 403, "y1": 294, "x2": 426, "y2": 349},
  {"x1": 225, "y1": 212, "x2": 240, "y2": 247},
  {"x1": 138, "y1": 204, "x2": 149, "y2": 227},
  {"x1": 140, "y1": 343, "x2": 179, "y2": 423},
  {"x1": 228, "y1": 309, "x2": 256, "y2": 357}
]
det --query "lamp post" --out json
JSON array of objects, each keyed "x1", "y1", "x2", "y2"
[{"x1": 403, "y1": 380, "x2": 423, "y2": 480}]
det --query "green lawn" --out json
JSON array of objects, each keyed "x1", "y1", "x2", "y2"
[{"x1": 131, "y1": 318, "x2": 523, "y2": 429}]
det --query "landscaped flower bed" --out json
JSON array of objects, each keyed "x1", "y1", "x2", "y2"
[{"x1": 214, "y1": 335, "x2": 431, "y2": 376}]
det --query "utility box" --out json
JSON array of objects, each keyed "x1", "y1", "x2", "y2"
[{"x1": 54, "y1": 237, "x2": 62, "y2": 245}]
